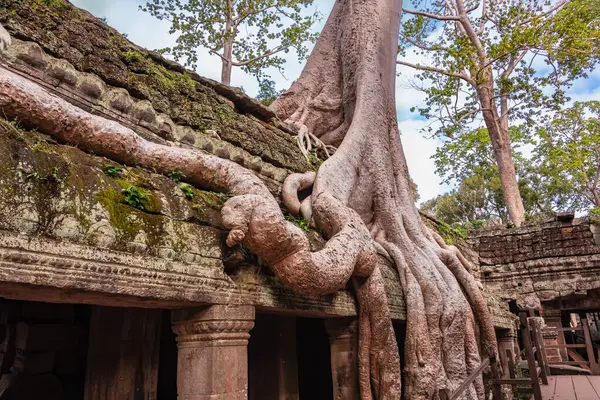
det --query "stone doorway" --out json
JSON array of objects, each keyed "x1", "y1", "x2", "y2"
[
  {"x1": 248, "y1": 313, "x2": 334, "y2": 400},
  {"x1": 296, "y1": 317, "x2": 333, "y2": 399}
]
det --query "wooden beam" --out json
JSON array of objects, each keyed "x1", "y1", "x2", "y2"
[
  {"x1": 520, "y1": 312, "x2": 543, "y2": 400},
  {"x1": 580, "y1": 315, "x2": 600, "y2": 375},
  {"x1": 449, "y1": 358, "x2": 490, "y2": 400},
  {"x1": 545, "y1": 344, "x2": 586, "y2": 349},
  {"x1": 529, "y1": 318, "x2": 548, "y2": 384}
]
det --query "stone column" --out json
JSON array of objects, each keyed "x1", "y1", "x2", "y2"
[
  {"x1": 325, "y1": 317, "x2": 359, "y2": 400},
  {"x1": 171, "y1": 305, "x2": 255, "y2": 400},
  {"x1": 497, "y1": 329, "x2": 517, "y2": 400}
]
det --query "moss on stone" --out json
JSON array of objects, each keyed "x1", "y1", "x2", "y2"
[{"x1": 1, "y1": 0, "x2": 312, "y2": 172}]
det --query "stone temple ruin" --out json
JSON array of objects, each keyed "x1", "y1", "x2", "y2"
[{"x1": 0, "y1": 1, "x2": 598, "y2": 399}]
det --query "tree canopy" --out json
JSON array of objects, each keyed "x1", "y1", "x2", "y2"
[
  {"x1": 398, "y1": 0, "x2": 600, "y2": 226},
  {"x1": 141, "y1": 0, "x2": 320, "y2": 85},
  {"x1": 422, "y1": 102, "x2": 600, "y2": 226}
]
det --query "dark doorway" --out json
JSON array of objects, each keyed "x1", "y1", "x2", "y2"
[
  {"x1": 248, "y1": 313, "x2": 299, "y2": 400},
  {"x1": 157, "y1": 311, "x2": 177, "y2": 400},
  {"x1": 296, "y1": 317, "x2": 333, "y2": 400}
]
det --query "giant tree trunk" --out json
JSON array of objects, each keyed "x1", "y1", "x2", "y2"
[
  {"x1": 272, "y1": 0, "x2": 498, "y2": 399},
  {"x1": 0, "y1": 0, "x2": 499, "y2": 397}
]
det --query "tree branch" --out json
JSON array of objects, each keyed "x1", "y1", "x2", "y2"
[
  {"x1": 402, "y1": 7, "x2": 461, "y2": 21},
  {"x1": 466, "y1": 1, "x2": 480, "y2": 13},
  {"x1": 397, "y1": 60, "x2": 475, "y2": 85},
  {"x1": 233, "y1": 1, "x2": 282, "y2": 28},
  {"x1": 233, "y1": 45, "x2": 286, "y2": 66},
  {"x1": 402, "y1": 36, "x2": 451, "y2": 52}
]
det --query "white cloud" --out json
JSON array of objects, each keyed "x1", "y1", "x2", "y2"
[{"x1": 398, "y1": 119, "x2": 450, "y2": 204}]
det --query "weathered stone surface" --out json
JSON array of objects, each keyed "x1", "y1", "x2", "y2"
[
  {"x1": 0, "y1": 0, "x2": 310, "y2": 174},
  {"x1": 472, "y1": 219, "x2": 600, "y2": 305}
]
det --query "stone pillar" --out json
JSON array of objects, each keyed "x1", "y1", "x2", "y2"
[
  {"x1": 497, "y1": 329, "x2": 517, "y2": 400},
  {"x1": 171, "y1": 305, "x2": 255, "y2": 400},
  {"x1": 325, "y1": 317, "x2": 359, "y2": 400},
  {"x1": 542, "y1": 310, "x2": 566, "y2": 362}
]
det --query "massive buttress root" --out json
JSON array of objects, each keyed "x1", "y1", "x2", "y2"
[{"x1": 272, "y1": 0, "x2": 498, "y2": 398}]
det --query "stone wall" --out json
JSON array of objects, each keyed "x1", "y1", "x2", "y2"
[{"x1": 471, "y1": 218, "x2": 600, "y2": 304}]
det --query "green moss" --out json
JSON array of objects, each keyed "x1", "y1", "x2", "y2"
[
  {"x1": 121, "y1": 49, "x2": 144, "y2": 64},
  {"x1": 103, "y1": 164, "x2": 124, "y2": 178},
  {"x1": 179, "y1": 183, "x2": 194, "y2": 200},
  {"x1": 192, "y1": 190, "x2": 228, "y2": 210},
  {"x1": 307, "y1": 150, "x2": 323, "y2": 171},
  {"x1": 97, "y1": 186, "x2": 143, "y2": 241}
]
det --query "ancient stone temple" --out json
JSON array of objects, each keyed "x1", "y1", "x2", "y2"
[{"x1": 0, "y1": 1, "x2": 598, "y2": 399}]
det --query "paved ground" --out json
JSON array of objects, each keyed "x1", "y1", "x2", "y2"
[{"x1": 541, "y1": 376, "x2": 600, "y2": 400}]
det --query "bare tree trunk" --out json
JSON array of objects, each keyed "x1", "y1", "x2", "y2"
[
  {"x1": 0, "y1": 0, "x2": 499, "y2": 397},
  {"x1": 221, "y1": 43, "x2": 233, "y2": 86},
  {"x1": 221, "y1": 1, "x2": 234, "y2": 86},
  {"x1": 476, "y1": 74, "x2": 525, "y2": 226}
]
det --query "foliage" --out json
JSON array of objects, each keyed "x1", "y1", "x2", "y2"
[
  {"x1": 179, "y1": 182, "x2": 194, "y2": 200},
  {"x1": 424, "y1": 126, "x2": 552, "y2": 225},
  {"x1": 256, "y1": 78, "x2": 285, "y2": 105},
  {"x1": 103, "y1": 164, "x2": 124, "y2": 178},
  {"x1": 284, "y1": 214, "x2": 310, "y2": 231},
  {"x1": 167, "y1": 170, "x2": 186, "y2": 183},
  {"x1": 423, "y1": 101, "x2": 600, "y2": 225},
  {"x1": 398, "y1": 0, "x2": 600, "y2": 139},
  {"x1": 122, "y1": 186, "x2": 150, "y2": 211},
  {"x1": 428, "y1": 126, "x2": 539, "y2": 223},
  {"x1": 532, "y1": 101, "x2": 600, "y2": 210},
  {"x1": 399, "y1": 0, "x2": 599, "y2": 224},
  {"x1": 140, "y1": 0, "x2": 321, "y2": 84}
]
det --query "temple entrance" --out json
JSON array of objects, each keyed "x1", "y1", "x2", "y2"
[
  {"x1": 296, "y1": 317, "x2": 333, "y2": 400},
  {"x1": 248, "y1": 313, "x2": 333, "y2": 400},
  {"x1": 0, "y1": 300, "x2": 90, "y2": 400}
]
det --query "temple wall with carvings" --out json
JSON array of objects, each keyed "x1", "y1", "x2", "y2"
[{"x1": 470, "y1": 218, "x2": 600, "y2": 309}]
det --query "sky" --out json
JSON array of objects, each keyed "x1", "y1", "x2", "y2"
[{"x1": 71, "y1": 0, "x2": 600, "y2": 205}]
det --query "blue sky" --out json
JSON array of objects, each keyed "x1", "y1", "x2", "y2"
[{"x1": 71, "y1": 0, "x2": 600, "y2": 204}]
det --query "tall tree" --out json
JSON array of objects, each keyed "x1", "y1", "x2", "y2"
[
  {"x1": 430, "y1": 126, "x2": 551, "y2": 224},
  {"x1": 0, "y1": 0, "x2": 500, "y2": 397},
  {"x1": 398, "y1": 0, "x2": 600, "y2": 226},
  {"x1": 141, "y1": 0, "x2": 320, "y2": 85},
  {"x1": 534, "y1": 101, "x2": 600, "y2": 211}
]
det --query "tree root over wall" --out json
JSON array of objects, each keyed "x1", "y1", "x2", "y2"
[{"x1": 0, "y1": 1, "x2": 498, "y2": 397}]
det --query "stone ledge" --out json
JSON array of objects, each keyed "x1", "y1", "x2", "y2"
[{"x1": 0, "y1": 230, "x2": 358, "y2": 317}]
